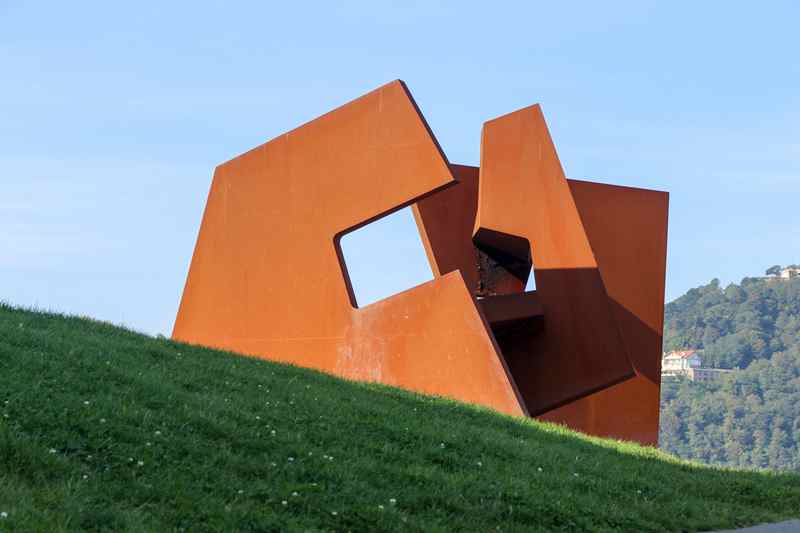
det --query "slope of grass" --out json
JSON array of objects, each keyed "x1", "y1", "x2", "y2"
[{"x1": 1, "y1": 303, "x2": 799, "y2": 532}]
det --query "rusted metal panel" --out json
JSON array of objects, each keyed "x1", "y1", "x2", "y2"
[
  {"x1": 478, "y1": 291, "x2": 543, "y2": 331},
  {"x1": 568, "y1": 179, "x2": 669, "y2": 384},
  {"x1": 413, "y1": 164, "x2": 532, "y2": 298},
  {"x1": 338, "y1": 271, "x2": 526, "y2": 415},
  {"x1": 411, "y1": 107, "x2": 668, "y2": 445},
  {"x1": 474, "y1": 105, "x2": 634, "y2": 416},
  {"x1": 412, "y1": 164, "x2": 482, "y2": 293},
  {"x1": 539, "y1": 376, "x2": 662, "y2": 446},
  {"x1": 173, "y1": 80, "x2": 526, "y2": 417},
  {"x1": 539, "y1": 180, "x2": 669, "y2": 445},
  {"x1": 174, "y1": 82, "x2": 669, "y2": 445}
]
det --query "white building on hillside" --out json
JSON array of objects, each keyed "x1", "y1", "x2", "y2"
[
  {"x1": 661, "y1": 349, "x2": 732, "y2": 382},
  {"x1": 779, "y1": 267, "x2": 800, "y2": 279},
  {"x1": 662, "y1": 350, "x2": 702, "y2": 375}
]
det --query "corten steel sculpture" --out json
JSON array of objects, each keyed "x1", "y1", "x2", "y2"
[{"x1": 173, "y1": 80, "x2": 669, "y2": 446}]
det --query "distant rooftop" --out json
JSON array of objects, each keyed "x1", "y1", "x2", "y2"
[{"x1": 664, "y1": 350, "x2": 698, "y2": 359}]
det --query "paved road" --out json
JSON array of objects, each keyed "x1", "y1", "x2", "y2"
[{"x1": 713, "y1": 520, "x2": 800, "y2": 532}]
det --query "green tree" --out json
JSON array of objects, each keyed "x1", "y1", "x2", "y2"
[{"x1": 766, "y1": 265, "x2": 782, "y2": 276}]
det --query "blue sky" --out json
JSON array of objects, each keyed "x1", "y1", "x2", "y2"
[{"x1": 1, "y1": 1, "x2": 798, "y2": 334}]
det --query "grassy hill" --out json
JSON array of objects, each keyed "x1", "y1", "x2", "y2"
[{"x1": 2, "y1": 304, "x2": 799, "y2": 532}]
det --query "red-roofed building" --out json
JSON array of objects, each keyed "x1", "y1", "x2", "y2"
[
  {"x1": 662, "y1": 350, "x2": 733, "y2": 381},
  {"x1": 662, "y1": 350, "x2": 702, "y2": 375}
]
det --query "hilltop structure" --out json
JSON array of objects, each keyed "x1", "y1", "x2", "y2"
[
  {"x1": 662, "y1": 350, "x2": 702, "y2": 374},
  {"x1": 764, "y1": 265, "x2": 800, "y2": 280},
  {"x1": 777, "y1": 266, "x2": 800, "y2": 280},
  {"x1": 173, "y1": 81, "x2": 669, "y2": 446},
  {"x1": 662, "y1": 350, "x2": 732, "y2": 382}
]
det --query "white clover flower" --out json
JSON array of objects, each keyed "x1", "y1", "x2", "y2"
[
  {"x1": 0, "y1": 511, "x2": 7, "y2": 518},
  {"x1": 477, "y1": 461, "x2": 483, "y2": 467},
  {"x1": 49, "y1": 448, "x2": 56, "y2": 454},
  {"x1": 282, "y1": 500, "x2": 287, "y2": 506},
  {"x1": 378, "y1": 505, "x2": 384, "y2": 510},
  {"x1": 288, "y1": 457, "x2": 294, "y2": 462},
  {"x1": 292, "y1": 492, "x2": 298, "y2": 497},
  {"x1": 389, "y1": 498, "x2": 396, "y2": 505},
  {"x1": 84, "y1": 401, "x2": 90, "y2": 405},
  {"x1": 331, "y1": 511, "x2": 337, "y2": 516}
]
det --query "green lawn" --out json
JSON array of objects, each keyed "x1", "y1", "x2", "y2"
[{"x1": 1, "y1": 303, "x2": 799, "y2": 532}]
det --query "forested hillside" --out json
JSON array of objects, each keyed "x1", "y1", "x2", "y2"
[{"x1": 659, "y1": 271, "x2": 800, "y2": 471}]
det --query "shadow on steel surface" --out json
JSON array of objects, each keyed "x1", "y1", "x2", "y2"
[{"x1": 536, "y1": 292, "x2": 664, "y2": 445}]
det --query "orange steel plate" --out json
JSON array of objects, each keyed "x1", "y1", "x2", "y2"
[
  {"x1": 539, "y1": 180, "x2": 669, "y2": 444},
  {"x1": 474, "y1": 105, "x2": 634, "y2": 415},
  {"x1": 174, "y1": 81, "x2": 669, "y2": 445},
  {"x1": 173, "y1": 80, "x2": 525, "y2": 416},
  {"x1": 413, "y1": 164, "x2": 482, "y2": 295}
]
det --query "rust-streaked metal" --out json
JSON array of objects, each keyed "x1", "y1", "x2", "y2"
[
  {"x1": 413, "y1": 164, "x2": 482, "y2": 294},
  {"x1": 538, "y1": 180, "x2": 669, "y2": 445},
  {"x1": 413, "y1": 162, "x2": 669, "y2": 444},
  {"x1": 173, "y1": 80, "x2": 526, "y2": 417},
  {"x1": 174, "y1": 80, "x2": 669, "y2": 446},
  {"x1": 473, "y1": 105, "x2": 634, "y2": 416}
]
